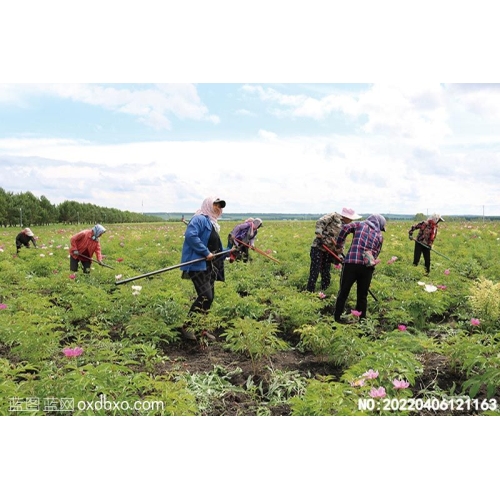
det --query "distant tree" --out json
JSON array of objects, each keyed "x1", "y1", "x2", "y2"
[
  {"x1": 0, "y1": 187, "x2": 165, "y2": 225},
  {"x1": 414, "y1": 213, "x2": 426, "y2": 221},
  {"x1": 0, "y1": 188, "x2": 8, "y2": 226}
]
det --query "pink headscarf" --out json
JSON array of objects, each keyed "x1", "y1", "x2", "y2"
[{"x1": 195, "y1": 196, "x2": 223, "y2": 232}]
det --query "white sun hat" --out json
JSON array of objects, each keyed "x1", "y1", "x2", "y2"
[{"x1": 340, "y1": 208, "x2": 361, "y2": 220}]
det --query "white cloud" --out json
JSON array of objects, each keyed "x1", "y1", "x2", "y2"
[
  {"x1": 0, "y1": 83, "x2": 219, "y2": 129},
  {"x1": 257, "y1": 129, "x2": 277, "y2": 141},
  {"x1": 2, "y1": 128, "x2": 499, "y2": 216},
  {"x1": 2, "y1": 83, "x2": 500, "y2": 216}
]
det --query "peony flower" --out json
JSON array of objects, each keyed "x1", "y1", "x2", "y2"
[
  {"x1": 115, "y1": 274, "x2": 123, "y2": 280},
  {"x1": 117, "y1": 258, "x2": 124, "y2": 262},
  {"x1": 62, "y1": 347, "x2": 84, "y2": 357},
  {"x1": 0, "y1": 303, "x2": 7, "y2": 310},
  {"x1": 470, "y1": 318, "x2": 480, "y2": 326},
  {"x1": 424, "y1": 284, "x2": 437, "y2": 293},
  {"x1": 417, "y1": 281, "x2": 425, "y2": 286},
  {"x1": 393, "y1": 379, "x2": 410, "y2": 389},
  {"x1": 444, "y1": 269, "x2": 450, "y2": 275},
  {"x1": 363, "y1": 369, "x2": 379, "y2": 379},
  {"x1": 39, "y1": 254, "x2": 45, "y2": 257},
  {"x1": 351, "y1": 309, "x2": 362, "y2": 317},
  {"x1": 437, "y1": 285, "x2": 447, "y2": 290},
  {"x1": 369, "y1": 387, "x2": 387, "y2": 398},
  {"x1": 397, "y1": 324, "x2": 407, "y2": 331},
  {"x1": 334, "y1": 264, "x2": 342, "y2": 270},
  {"x1": 131, "y1": 285, "x2": 142, "y2": 291},
  {"x1": 318, "y1": 292, "x2": 326, "y2": 299},
  {"x1": 69, "y1": 274, "x2": 76, "y2": 279}
]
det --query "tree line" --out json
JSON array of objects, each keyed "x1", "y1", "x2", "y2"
[{"x1": 0, "y1": 188, "x2": 164, "y2": 227}]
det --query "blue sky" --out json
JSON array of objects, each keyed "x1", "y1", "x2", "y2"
[
  {"x1": 1, "y1": 4, "x2": 499, "y2": 217},
  {"x1": 1, "y1": 82, "x2": 500, "y2": 216}
]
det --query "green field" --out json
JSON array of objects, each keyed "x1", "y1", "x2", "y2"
[{"x1": 1, "y1": 220, "x2": 499, "y2": 415}]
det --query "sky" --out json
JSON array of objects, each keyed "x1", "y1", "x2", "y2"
[{"x1": 1, "y1": 4, "x2": 500, "y2": 217}]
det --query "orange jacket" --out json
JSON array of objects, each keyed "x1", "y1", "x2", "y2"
[{"x1": 69, "y1": 229, "x2": 102, "y2": 261}]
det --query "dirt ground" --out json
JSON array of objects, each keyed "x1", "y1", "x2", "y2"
[{"x1": 158, "y1": 334, "x2": 489, "y2": 416}]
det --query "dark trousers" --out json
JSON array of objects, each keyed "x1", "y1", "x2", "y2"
[
  {"x1": 307, "y1": 247, "x2": 333, "y2": 292},
  {"x1": 334, "y1": 263, "x2": 374, "y2": 320},
  {"x1": 70, "y1": 256, "x2": 91, "y2": 273},
  {"x1": 413, "y1": 242, "x2": 431, "y2": 273},
  {"x1": 188, "y1": 268, "x2": 216, "y2": 314}
]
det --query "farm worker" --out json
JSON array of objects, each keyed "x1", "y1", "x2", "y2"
[
  {"x1": 69, "y1": 224, "x2": 107, "y2": 273},
  {"x1": 15, "y1": 228, "x2": 37, "y2": 253},
  {"x1": 180, "y1": 196, "x2": 226, "y2": 341},
  {"x1": 408, "y1": 213, "x2": 444, "y2": 275},
  {"x1": 333, "y1": 214, "x2": 386, "y2": 322},
  {"x1": 227, "y1": 217, "x2": 263, "y2": 262},
  {"x1": 306, "y1": 208, "x2": 361, "y2": 296}
]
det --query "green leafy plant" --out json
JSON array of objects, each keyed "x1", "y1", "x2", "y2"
[
  {"x1": 222, "y1": 317, "x2": 289, "y2": 374},
  {"x1": 469, "y1": 277, "x2": 500, "y2": 323}
]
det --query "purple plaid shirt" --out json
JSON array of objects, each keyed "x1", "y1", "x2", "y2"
[{"x1": 336, "y1": 220, "x2": 384, "y2": 265}]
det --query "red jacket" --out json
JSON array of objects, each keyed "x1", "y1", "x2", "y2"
[{"x1": 69, "y1": 229, "x2": 103, "y2": 261}]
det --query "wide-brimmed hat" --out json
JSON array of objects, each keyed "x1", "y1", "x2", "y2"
[
  {"x1": 253, "y1": 218, "x2": 263, "y2": 228},
  {"x1": 340, "y1": 207, "x2": 361, "y2": 220},
  {"x1": 24, "y1": 228, "x2": 34, "y2": 237}
]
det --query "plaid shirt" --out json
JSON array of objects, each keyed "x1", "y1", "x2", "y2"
[
  {"x1": 409, "y1": 220, "x2": 438, "y2": 246},
  {"x1": 336, "y1": 221, "x2": 383, "y2": 265}
]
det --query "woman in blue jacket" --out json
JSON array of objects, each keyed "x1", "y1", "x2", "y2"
[{"x1": 180, "y1": 196, "x2": 226, "y2": 340}]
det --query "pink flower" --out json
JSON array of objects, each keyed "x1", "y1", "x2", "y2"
[
  {"x1": 351, "y1": 309, "x2": 362, "y2": 317},
  {"x1": 334, "y1": 264, "x2": 342, "y2": 270},
  {"x1": 397, "y1": 324, "x2": 407, "y2": 331},
  {"x1": 437, "y1": 285, "x2": 447, "y2": 290},
  {"x1": 318, "y1": 292, "x2": 326, "y2": 299},
  {"x1": 470, "y1": 318, "x2": 480, "y2": 326},
  {"x1": 444, "y1": 269, "x2": 450, "y2": 275},
  {"x1": 117, "y1": 258, "x2": 124, "y2": 262},
  {"x1": 363, "y1": 369, "x2": 379, "y2": 379},
  {"x1": 0, "y1": 303, "x2": 7, "y2": 310},
  {"x1": 69, "y1": 274, "x2": 76, "y2": 279},
  {"x1": 369, "y1": 387, "x2": 386, "y2": 398},
  {"x1": 62, "y1": 347, "x2": 84, "y2": 357},
  {"x1": 392, "y1": 379, "x2": 410, "y2": 389}
]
